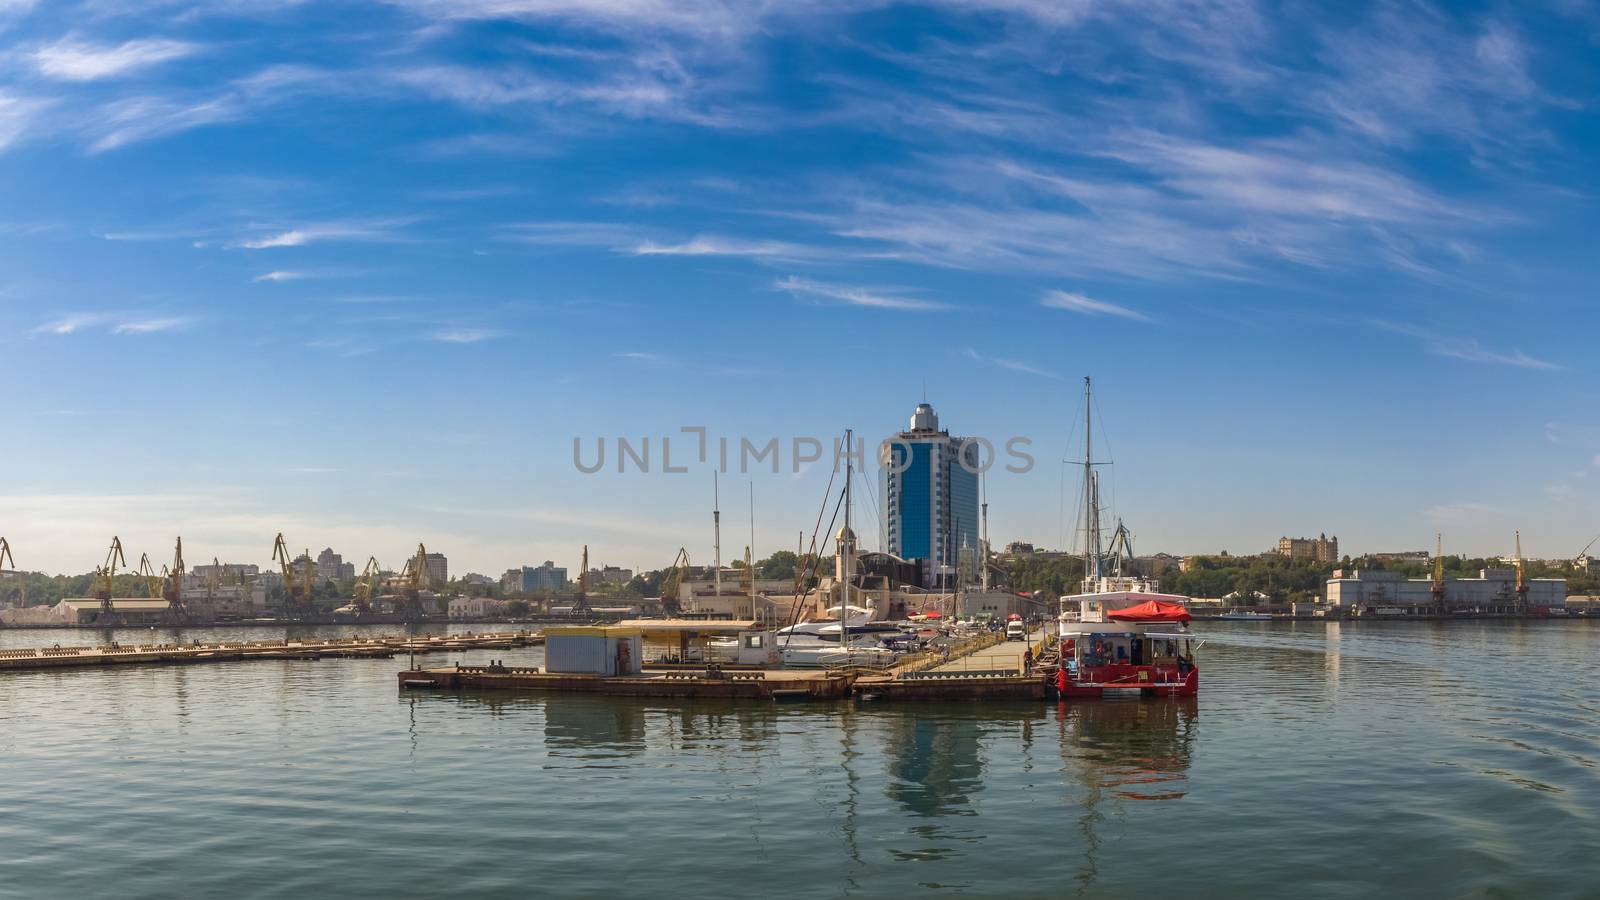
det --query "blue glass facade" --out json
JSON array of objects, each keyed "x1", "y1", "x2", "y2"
[
  {"x1": 883, "y1": 404, "x2": 982, "y2": 586},
  {"x1": 899, "y1": 442, "x2": 932, "y2": 560}
]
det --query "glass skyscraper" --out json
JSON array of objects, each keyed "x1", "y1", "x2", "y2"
[{"x1": 880, "y1": 403, "x2": 981, "y2": 588}]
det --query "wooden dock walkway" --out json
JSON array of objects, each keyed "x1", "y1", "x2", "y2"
[{"x1": 0, "y1": 631, "x2": 543, "y2": 672}]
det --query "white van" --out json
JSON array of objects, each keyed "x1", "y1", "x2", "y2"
[{"x1": 1005, "y1": 619, "x2": 1026, "y2": 641}]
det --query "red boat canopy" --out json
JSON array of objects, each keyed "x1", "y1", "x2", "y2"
[
  {"x1": 1106, "y1": 600, "x2": 1192, "y2": 623},
  {"x1": 922, "y1": 610, "x2": 943, "y2": 619}
]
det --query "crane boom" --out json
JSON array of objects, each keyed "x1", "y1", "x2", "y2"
[
  {"x1": 93, "y1": 536, "x2": 127, "y2": 625},
  {"x1": 163, "y1": 537, "x2": 188, "y2": 622},
  {"x1": 271, "y1": 533, "x2": 315, "y2": 620},
  {"x1": 353, "y1": 556, "x2": 382, "y2": 616}
]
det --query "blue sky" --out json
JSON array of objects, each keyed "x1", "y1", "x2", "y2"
[{"x1": 1, "y1": 0, "x2": 1597, "y2": 576}]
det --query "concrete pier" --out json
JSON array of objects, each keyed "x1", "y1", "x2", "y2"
[
  {"x1": 0, "y1": 631, "x2": 543, "y2": 672},
  {"x1": 400, "y1": 664, "x2": 855, "y2": 700}
]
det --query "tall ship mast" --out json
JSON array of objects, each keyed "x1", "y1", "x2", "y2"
[{"x1": 1071, "y1": 377, "x2": 1167, "y2": 600}]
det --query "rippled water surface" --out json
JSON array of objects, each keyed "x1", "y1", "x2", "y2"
[{"x1": 2, "y1": 621, "x2": 1597, "y2": 898}]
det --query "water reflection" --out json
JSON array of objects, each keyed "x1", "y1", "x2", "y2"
[
  {"x1": 542, "y1": 696, "x2": 646, "y2": 763},
  {"x1": 1058, "y1": 699, "x2": 1198, "y2": 894},
  {"x1": 1060, "y1": 699, "x2": 1197, "y2": 801}
]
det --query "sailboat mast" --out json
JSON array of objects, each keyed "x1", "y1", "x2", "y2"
[
  {"x1": 842, "y1": 428, "x2": 853, "y2": 662},
  {"x1": 980, "y1": 471, "x2": 990, "y2": 593},
  {"x1": 1082, "y1": 376, "x2": 1095, "y2": 590}
]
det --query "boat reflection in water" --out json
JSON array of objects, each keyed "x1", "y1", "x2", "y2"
[
  {"x1": 1058, "y1": 698, "x2": 1198, "y2": 891},
  {"x1": 1059, "y1": 697, "x2": 1197, "y2": 800}
]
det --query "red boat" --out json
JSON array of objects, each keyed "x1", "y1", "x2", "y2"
[{"x1": 1051, "y1": 596, "x2": 1202, "y2": 699}]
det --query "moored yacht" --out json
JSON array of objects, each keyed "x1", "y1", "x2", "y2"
[
  {"x1": 1048, "y1": 377, "x2": 1203, "y2": 698},
  {"x1": 1055, "y1": 598, "x2": 1202, "y2": 698}
]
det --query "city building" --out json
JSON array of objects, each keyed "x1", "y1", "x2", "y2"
[
  {"x1": 425, "y1": 553, "x2": 447, "y2": 584},
  {"x1": 1278, "y1": 534, "x2": 1340, "y2": 563},
  {"x1": 459, "y1": 573, "x2": 496, "y2": 586},
  {"x1": 188, "y1": 563, "x2": 259, "y2": 583},
  {"x1": 315, "y1": 548, "x2": 357, "y2": 584},
  {"x1": 502, "y1": 561, "x2": 568, "y2": 594},
  {"x1": 1325, "y1": 568, "x2": 1565, "y2": 614},
  {"x1": 881, "y1": 402, "x2": 981, "y2": 588},
  {"x1": 449, "y1": 596, "x2": 507, "y2": 619},
  {"x1": 1371, "y1": 550, "x2": 1430, "y2": 565},
  {"x1": 404, "y1": 553, "x2": 449, "y2": 585},
  {"x1": 587, "y1": 565, "x2": 634, "y2": 586}
]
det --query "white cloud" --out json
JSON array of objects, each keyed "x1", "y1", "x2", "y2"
[
  {"x1": 774, "y1": 275, "x2": 948, "y2": 311},
  {"x1": 33, "y1": 37, "x2": 199, "y2": 81},
  {"x1": 1040, "y1": 289, "x2": 1147, "y2": 321},
  {"x1": 432, "y1": 328, "x2": 504, "y2": 343},
  {"x1": 0, "y1": 91, "x2": 50, "y2": 152},
  {"x1": 964, "y1": 347, "x2": 1059, "y2": 379},
  {"x1": 34, "y1": 313, "x2": 111, "y2": 335},
  {"x1": 242, "y1": 230, "x2": 308, "y2": 249},
  {"x1": 1427, "y1": 339, "x2": 1558, "y2": 371},
  {"x1": 232, "y1": 219, "x2": 416, "y2": 250},
  {"x1": 254, "y1": 270, "x2": 307, "y2": 282},
  {"x1": 112, "y1": 316, "x2": 191, "y2": 335},
  {"x1": 632, "y1": 236, "x2": 811, "y2": 258},
  {"x1": 89, "y1": 95, "x2": 237, "y2": 152},
  {"x1": 1373, "y1": 320, "x2": 1559, "y2": 371},
  {"x1": 33, "y1": 313, "x2": 191, "y2": 336}
]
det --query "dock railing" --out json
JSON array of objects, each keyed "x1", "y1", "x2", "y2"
[{"x1": 890, "y1": 631, "x2": 1006, "y2": 676}]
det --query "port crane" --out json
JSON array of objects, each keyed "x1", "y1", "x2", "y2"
[
  {"x1": 353, "y1": 556, "x2": 382, "y2": 617},
  {"x1": 0, "y1": 537, "x2": 21, "y2": 612},
  {"x1": 163, "y1": 538, "x2": 187, "y2": 623},
  {"x1": 271, "y1": 533, "x2": 316, "y2": 620},
  {"x1": 571, "y1": 545, "x2": 592, "y2": 617},
  {"x1": 657, "y1": 547, "x2": 691, "y2": 616},
  {"x1": 135, "y1": 553, "x2": 165, "y2": 599},
  {"x1": 92, "y1": 536, "x2": 127, "y2": 625},
  {"x1": 400, "y1": 544, "x2": 431, "y2": 621}
]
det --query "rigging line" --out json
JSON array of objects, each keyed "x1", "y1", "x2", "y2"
[
  {"x1": 861, "y1": 460, "x2": 886, "y2": 554},
  {"x1": 1058, "y1": 400, "x2": 1084, "y2": 553},
  {"x1": 782, "y1": 484, "x2": 846, "y2": 644}
]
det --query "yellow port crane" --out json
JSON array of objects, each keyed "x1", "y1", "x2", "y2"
[
  {"x1": 271, "y1": 533, "x2": 317, "y2": 620},
  {"x1": 353, "y1": 556, "x2": 382, "y2": 617},
  {"x1": 657, "y1": 547, "x2": 691, "y2": 616},
  {"x1": 400, "y1": 544, "x2": 431, "y2": 621},
  {"x1": 163, "y1": 537, "x2": 187, "y2": 623},
  {"x1": 93, "y1": 536, "x2": 127, "y2": 625},
  {"x1": 135, "y1": 553, "x2": 164, "y2": 599},
  {"x1": 0, "y1": 537, "x2": 22, "y2": 610}
]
